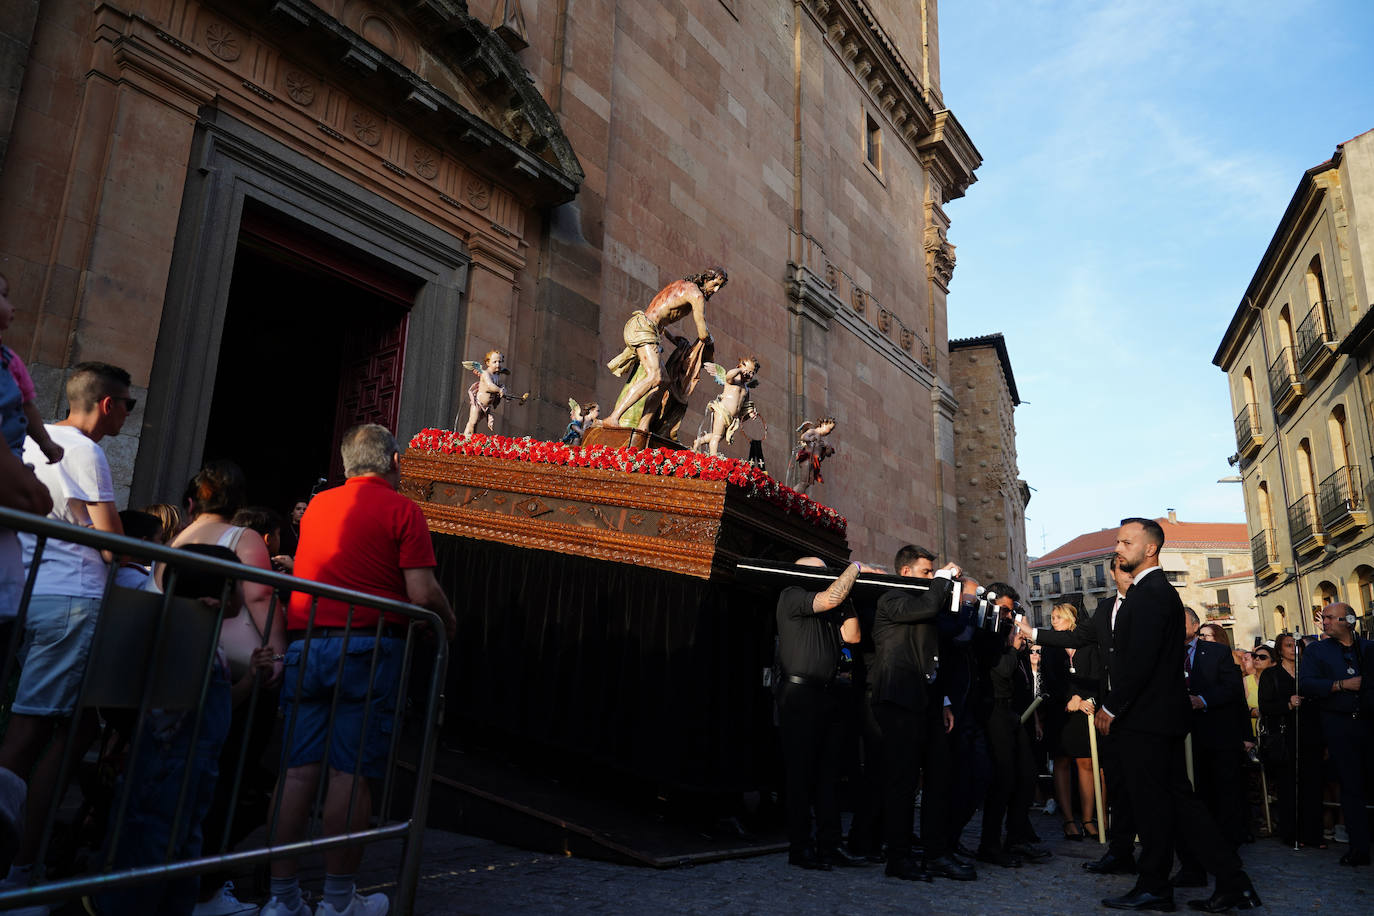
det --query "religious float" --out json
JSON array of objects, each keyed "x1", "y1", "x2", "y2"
[{"x1": 400, "y1": 429, "x2": 848, "y2": 793}]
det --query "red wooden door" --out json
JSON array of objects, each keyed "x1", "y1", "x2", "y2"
[{"x1": 329, "y1": 312, "x2": 409, "y2": 483}]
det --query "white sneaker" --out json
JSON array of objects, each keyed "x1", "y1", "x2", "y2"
[
  {"x1": 194, "y1": 882, "x2": 260, "y2": 915},
  {"x1": 260, "y1": 897, "x2": 313, "y2": 916},
  {"x1": 316, "y1": 892, "x2": 389, "y2": 916},
  {"x1": 1333, "y1": 823, "x2": 1350, "y2": 844}
]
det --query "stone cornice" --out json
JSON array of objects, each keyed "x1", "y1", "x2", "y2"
[
  {"x1": 1214, "y1": 155, "x2": 1338, "y2": 369},
  {"x1": 931, "y1": 380, "x2": 959, "y2": 419},
  {"x1": 785, "y1": 262, "x2": 842, "y2": 330},
  {"x1": 223, "y1": 0, "x2": 583, "y2": 205},
  {"x1": 803, "y1": 0, "x2": 980, "y2": 201},
  {"x1": 917, "y1": 109, "x2": 981, "y2": 202},
  {"x1": 95, "y1": 12, "x2": 218, "y2": 116},
  {"x1": 787, "y1": 259, "x2": 935, "y2": 391},
  {"x1": 803, "y1": 1, "x2": 933, "y2": 151}
]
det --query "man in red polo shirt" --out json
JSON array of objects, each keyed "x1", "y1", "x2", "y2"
[{"x1": 264, "y1": 424, "x2": 455, "y2": 916}]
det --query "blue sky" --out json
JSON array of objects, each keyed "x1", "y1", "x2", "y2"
[{"x1": 938, "y1": 0, "x2": 1374, "y2": 557}]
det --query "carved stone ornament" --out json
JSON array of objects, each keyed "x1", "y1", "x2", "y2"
[
  {"x1": 465, "y1": 176, "x2": 492, "y2": 210},
  {"x1": 877, "y1": 308, "x2": 893, "y2": 333},
  {"x1": 412, "y1": 147, "x2": 439, "y2": 180},
  {"x1": 285, "y1": 71, "x2": 315, "y2": 106},
  {"x1": 852, "y1": 287, "x2": 867, "y2": 313},
  {"x1": 205, "y1": 22, "x2": 241, "y2": 61},
  {"x1": 924, "y1": 225, "x2": 956, "y2": 285},
  {"x1": 900, "y1": 327, "x2": 914, "y2": 351},
  {"x1": 824, "y1": 261, "x2": 837, "y2": 289},
  {"x1": 352, "y1": 112, "x2": 381, "y2": 147}
]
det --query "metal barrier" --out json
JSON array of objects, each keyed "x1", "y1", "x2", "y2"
[{"x1": 0, "y1": 505, "x2": 448, "y2": 913}]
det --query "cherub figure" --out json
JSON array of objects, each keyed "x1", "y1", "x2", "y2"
[
  {"x1": 458, "y1": 349, "x2": 529, "y2": 435},
  {"x1": 563, "y1": 398, "x2": 599, "y2": 445},
  {"x1": 792, "y1": 416, "x2": 836, "y2": 495},
  {"x1": 692, "y1": 356, "x2": 762, "y2": 457},
  {"x1": 605, "y1": 266, "x2": 728, "y2": 429}
]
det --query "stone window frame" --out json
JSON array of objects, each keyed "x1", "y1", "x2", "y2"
[
  {"x1": 863, "y1": 108, "x2": 883, "y2": 179},
  {"x1": 132, "y1": 110, "x2": 469, "y2": 505}
]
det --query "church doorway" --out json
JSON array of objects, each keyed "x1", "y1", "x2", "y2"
[
  {"x1": 131, "y1": 112, "x2": 469, "y2": 511},
  {"x1": 201, "y1": 207, "x2": 417, "y2": 513}
]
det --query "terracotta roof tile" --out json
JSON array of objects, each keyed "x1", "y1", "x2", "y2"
[{"x1": 1029, "y1": 518, "x2": 1250, "y2": 570}]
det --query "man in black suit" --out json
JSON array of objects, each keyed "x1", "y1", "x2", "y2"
[
  {"x1": 1021, "y1": 518, "x2": 1259, "y2": 912},
  {"x1": 1071, "y1": 558, "x2": 1138, "y2": 875},
  {"x1": 870, "y1": 545, "x2": 975, "y2": 882},
  {"x1": 1177, "y1": 606, "x2": 1248, "y2": 870}
]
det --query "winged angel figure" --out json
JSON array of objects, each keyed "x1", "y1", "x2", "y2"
[
  {"x1": 691, "y1": 357, "x2": 763, "y2": 457},
  {"x1": 457, "y1": 350, "x2": 529, "y2": 435},
  {"x1": 791, "y1": 416, "x2": 836, "y2": 495},
  {"x1": 563, "y1": 398, "x2": 600, "y2": 445}
]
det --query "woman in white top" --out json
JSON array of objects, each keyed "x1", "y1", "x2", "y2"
[
  {"x1": 158, "y1": 461, "x2": 285, "y2": 695},
  {"x1": 161, "y1": 460, "x2": 286, "y2": 915}
]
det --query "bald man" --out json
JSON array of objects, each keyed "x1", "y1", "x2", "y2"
[
  {"x1": 775, "y1": 558, "x2": 865, "y2": 870},
  {"x1": 1299, "y1": 602, "x2": 1374, "y2": 866}
]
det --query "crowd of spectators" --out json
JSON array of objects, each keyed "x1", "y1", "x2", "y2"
[{"x1": 0, "y1": 292, "x2": 451, "y2": 916}]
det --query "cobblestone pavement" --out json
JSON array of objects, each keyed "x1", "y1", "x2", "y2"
[{"x1": 375, "y1": 819, "x2": 1374, "y2": 916}]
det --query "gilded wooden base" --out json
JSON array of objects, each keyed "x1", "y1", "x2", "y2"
[{"x1": 400, "y1": 449, "x2": 849, "y2": 579}]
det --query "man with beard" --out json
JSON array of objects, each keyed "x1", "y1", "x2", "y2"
[
  {"x1": 1073, "y1": 557, "x2": 1140, "y2": 876},
  {"x1": 1021, "y1": 518, "x2": 1259, "y2": 912},
  {"x1": 604, "y1": 267, "x2": 728, "y2": 427},
  {"x1": 870, "y1": 547, "x2": 975, "y2": 882}
]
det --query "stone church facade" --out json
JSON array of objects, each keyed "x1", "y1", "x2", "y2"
[{"x1": 0, "y1": 0, "x2": 979, "y2": 563}]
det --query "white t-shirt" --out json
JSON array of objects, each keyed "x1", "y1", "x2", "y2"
[{"x1": 19, "y1": 424, "x2": 116, "y2": 598}]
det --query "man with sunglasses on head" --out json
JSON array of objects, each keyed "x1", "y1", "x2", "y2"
[
  {"x1": 0, "y1": 361, "x2": 134, "y2": 903},
  {"x1": 1299, "y1": 603, "x2": 1374, "y2": 866}
]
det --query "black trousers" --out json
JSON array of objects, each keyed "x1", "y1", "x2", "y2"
[
  {"x1": 1099, "y1": 729, "x2": 1137, "y2": 859},
  {"x1": 947, "y1": 714, "x2": 990, "y2": 850},
  {"x1": 846, "y1": 696, "x2": 886, "y2": 855},
  {"x1": 1323, "y1": 713, "x2": 1374, "y2": 856},
  {"x1": 778, "y1": 681, "x2": 844, "y2": 855},
  {"x1": 1116, "y1": 728, "x2": 1243, "y2": 895},
  {"x1": 1266, "y1": 738, "x2": 1324, "y2": 846},
  {"x1": 981, "y1": 706, "x2": 1036, "y2": 851},
  {"x1": 874, "y1": 700, "x2": 952, "y2": 861},
  {"x1": 1189, "y1": 740, "x2": 1248, "y2": 847}
]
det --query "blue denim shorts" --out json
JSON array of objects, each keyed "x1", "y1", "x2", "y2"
[
  {"x1": 13, "y1": 594, "x2": 100, "y2": 715},
  {"x1": 280, "y1": 635, "x2": 402, "y2": 779}
]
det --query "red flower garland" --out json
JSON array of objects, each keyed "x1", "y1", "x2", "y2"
[{"x1": 407, "y1": 429, "x2": 847, "y2": 536}]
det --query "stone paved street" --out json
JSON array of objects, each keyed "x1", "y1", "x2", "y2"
[{"x1": 369, "y1": 820, "x2": 1374, "y2": 915}]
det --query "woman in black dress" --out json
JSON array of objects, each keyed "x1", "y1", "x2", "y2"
[
  {"x1": 1044, "y1": 603, "x2": 1103, "y2": 839},
  {"x1": 1258, "y1": 633, "x2": 1324, "y2": 847}
]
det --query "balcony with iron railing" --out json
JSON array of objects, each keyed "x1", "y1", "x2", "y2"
[
  {"x1": 1251, "y1": 528, "x2": 1281, "y2": 579},
  {"x1": 1287, "y1": 493, "x2": 1327, "y2": 555},
  {"x1": 1268, "y1": 347, "x2": 1306, "y2": 415},
  {"x1": 1204, "y1": 603, "x2": 1234, "y2": 620},
  {"x1": 1086, "y1": 576, "x2": 1107, "y2": 591},
  {"x1": 1029, "y1": 588, "x2": 1043, "y2": 600},
  {"x1": 1318, "y1": 465, "x2": 1369, "y2": 538},
  {"x1": 1234, "y1": 403, "x2": 1263, "y2": 460},
  {"x1": 1296, "y1": 300, "x2": 1338, "y2": 377}
]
